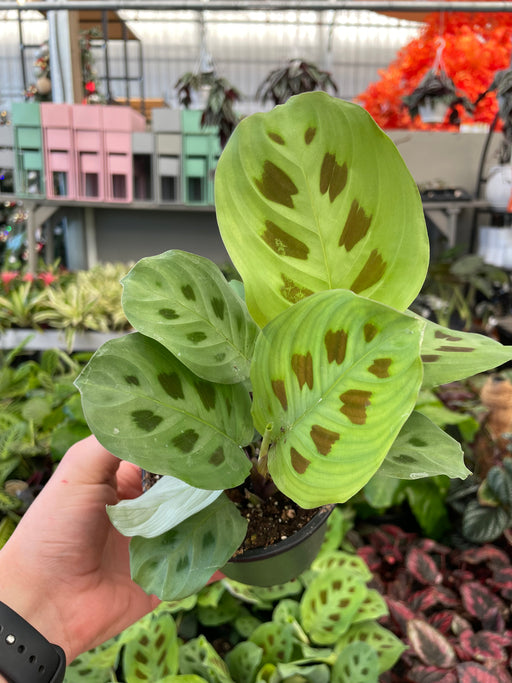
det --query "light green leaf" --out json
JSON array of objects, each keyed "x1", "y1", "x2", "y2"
[
  {"x1": 251, "y1": 289, "x2": 424, "y2": 507},
  {"x1": 226, "y1": 641, "x2": 263, "y2": 683},
  {"x1": 216, "y1": 91, "x2": 429, "y2": 328},
  {"x1": 351, "y1": 589, "x2": 388, "y2": 624},
  {"x1": 121, "y1": 250, "x2": 260, "y2": 384},
  {"x1": 276, "y1": 661, "x2": 331, "y2": 683},
  {"x1": 363, "y1": 474, "x2": 404, "y2": 509},
  {"x1": 311, "y1": 551, "x2": 373, "y2": 583},
  {"x1": 300, "y1": 567, "x2": 368, "y2": 645},
  {"x1": 379, "y1": 411, "x2": 470, "y2": 480},
  {"x1": 123, "y1": 611, "x2": 179, "y2": 683},
  {"x1": 332, "y1": 642, "x2": 379, "y2": 683},
  {"x1": 107, "y1": 475, "x2": 222, "y2": 538},
  {"x1": 130, "y1": 493, "x2": 247, "y2": 601},
  {"x1": 179, "y1": 635, "x2": 234, "y2": 683},
  {"x1": 420, "y1": 319, "x2": 512, "y2": 387},
  {"x1": 335, "y1": 622, "x2": 406, "y2": 674},
  {"x1": 75, "y1": 333, "x2": 252, "y2": 490},
  {"x1": 249, "y1": 622, "x2": 295, "y2": 665}
]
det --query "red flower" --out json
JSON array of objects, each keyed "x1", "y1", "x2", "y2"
[
  {"x1": 38, "y1": 272, "x2": 58, "y2": 286},
  {"x1": 22, "y1": 272, "x2": 35, "y2": 283},
  {"x1": 85, "y1": 81, "x2": 96, "y2": 94}
]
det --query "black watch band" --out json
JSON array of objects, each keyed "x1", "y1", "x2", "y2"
[{"x1": 0, "y1": 601, "x2": 66, "y2": 683}]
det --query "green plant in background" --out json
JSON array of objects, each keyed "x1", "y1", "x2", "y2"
[
  {"x1": 0, "y1": 281, "x2": 46, "y2": 330},
  {"x1": 75, "y1": 92, "x2": 512, "y2": 603},
  {"x1": 414, "y1": 252, "x2": 510, "y2": 331},
  {"x1": 0, "y1": 342, "x2": 90, "y2": 546},
  {"x1": 65, "y1": 508, "x2": 405, "y2": 683}
]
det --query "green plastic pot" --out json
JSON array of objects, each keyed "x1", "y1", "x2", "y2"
[{"x1": 221, "y1": 504, "x2": 336, "y2": 586}]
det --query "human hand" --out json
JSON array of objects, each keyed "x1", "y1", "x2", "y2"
[{"x1": 0, "y1": 435, "x2": 223, "y2": 666}]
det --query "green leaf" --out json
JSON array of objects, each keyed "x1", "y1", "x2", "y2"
[
  {"x1": 363, "y1": 474, "x2": 405, "y2": 509},
  {"x1": 276, "y1": 661, "x2": 331, "y2": 683},
  {"x1": 335, "y1": 622, "x2": 406, "y2": 674},
  {"x1": 216, "y1": 91, "x2": 429, "y2": 328},
  {"x1": 332, "y1": 642, "x2": 380, "y2": 683},
  {"x1": 179, "y1": 635, "x2": 234, "y2": 683},
  {"x1": 420, "y1": 319, "x2": 512, "y2": 388},
  {"x1": 405, "y1": 479, "x2": 451, "y2": 539},
  {"x1": 462, "y1": 499, "x2": 510, "y2": 543},
  {"x1": 351, "y1": 588, "x2": 388, "y2": 624},
  {"x1": 311, "y1": 551, "x2": 373, "y2": 583},
  {"x1": 130, "y1": 494, "x2": 247, "y2": 600},
  {"x1": 123, "y1": 611, "x2": 179, "y2": 683},
  {"x1": 226, "y1": 641, "x2": 263, "y2": 683},
  {"x1": 197, "y1": 591, "x2": 241, "y2": 626},
  {"x1": 75, "y1": 333, "x2": 252, "y2": 490},
  {"x1": 300, "y1": 567, "x2": 368, "y2": 645},
  {"x1": 379, "y1": 411, "x2": 470, "y2": 480},
  {"x1": 251, "y1": 289, "x2": 424, "y2": 507},
  {"x1": 487, "y1": 464, "x2": 512, "y2": 505},
  {"x1": 21, "y1": 396, "x2": 52, "y2": 424},
  {"x1": 121, "y1": 250, "x2": 260, "y2": 384},
  {"x1": 249, "y1": 622, "x2": 295, "y2": 665},
  {"x1": 107, "y1": 475, "x2": 222, "y2": 538}
]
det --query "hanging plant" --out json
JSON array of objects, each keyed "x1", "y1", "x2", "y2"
[
  {"x1": 25, "y1": 41, "x2": 51, "y2": 102},
  {"x1": 403, "y1": 40, "x2": 474, "y2": 125},
  {"x1": 79, "y1": 28, "x2": 106, "y2": 104},
  {"x1": 256, "y1": 58, "x2": 338, "y2": 106},
  {"x1": 476, "y1": 68, "x2": 512, "y2": 164}
]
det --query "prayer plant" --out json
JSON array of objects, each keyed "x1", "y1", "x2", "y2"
[{"x1": 75, "y1": 92, "x2": 512, "y2": 601}]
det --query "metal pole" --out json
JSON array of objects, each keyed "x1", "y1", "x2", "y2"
[{"x1": 6, "y1": 1, "x2": 512, "y2": 13}]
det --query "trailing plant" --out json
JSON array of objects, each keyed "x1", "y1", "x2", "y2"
[
  {"x1": 354, "y1": 522, "x2": 512, "y2": 683},
  {"x1": 175, "y1": 72, "x2": 242, "y2": 148},
  {"x1": 0, "y1": 341, "x2": 90, "y2": 545},
  {"x1": 65, "y1": 508, "x2": 405, "y2": 683},
  {"x1": 256, "y1": 59, "x2": 338, "y2": 106},
  {"x1": 402, "y1": 67, "x2": 473, "y2": 125},
  {"x1": 75, "y1": 92, "x2": 512, "y2": 602}
]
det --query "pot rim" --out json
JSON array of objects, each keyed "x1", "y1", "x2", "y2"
[{"x1": 229, "y1": 503, "x2": 336, "y2": 564}]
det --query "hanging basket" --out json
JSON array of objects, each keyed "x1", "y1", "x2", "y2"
[{"x1": 418, "y1": 97, "x2": 450, "y2": 123}]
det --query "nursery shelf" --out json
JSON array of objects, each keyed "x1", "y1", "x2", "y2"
[{"x1": 0, "y1": 329, "x2": 126, "y2": 352}]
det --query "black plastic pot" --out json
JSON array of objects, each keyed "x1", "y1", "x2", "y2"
[{"x1": 221, "y1": 504, "x2": 336, "y2": 586}]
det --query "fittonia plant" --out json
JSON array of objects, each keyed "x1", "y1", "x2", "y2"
[{"x1": 75, "y1": 92, "x2": 512, "y2": 600}]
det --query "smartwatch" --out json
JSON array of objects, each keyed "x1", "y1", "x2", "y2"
[{"x1": 0, "y1": 601, "x2": 66, "y2": 683}]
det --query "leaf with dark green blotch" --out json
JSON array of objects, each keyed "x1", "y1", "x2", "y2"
[
  {"x1": 300, "y1": 567, "x2": 367, "y2": 645},
  {"x1": 121, "y1": 250, "x2": 260, "y2": 384},
  {"x1": 130, "y1": 494, "x2": 247, "y2": 601},
  {"x1": 336, "y1": 622, "x2": 406, "y2": 674},
  {"x1": 216, "y1": 92, "x2": 428, "y2": 328},
  {"x1": 179, "y1": 635, "x2": 233, "y2": 682},
  {"x1": 251, "y1": 289, "x2": 424, "y2": 508},
  {"x1": 331, "y1": 642, "x2": 379, "y2": 683},
  {"x1": 378, "y1": 411, "x2": 470, "y2": 481},
  {"x1": 75, "y1": 333, "x2": 252, "y2": 490},
  {"x1": 420, "y1": 318, "x2": 512, "y2": 388},
  {"x1": 122, "y1": 611, "x2": 179, "y2": 682},
  {"x1": 249, "y1": 622, "x2": 295, "y2": 665},
  {"x1": 226, "y1": 641, "x2": 263, "y2": 683}
]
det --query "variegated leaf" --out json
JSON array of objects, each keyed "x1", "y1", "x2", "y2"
[
  {"x1": 75, "y1": 333, "x2": 252, "y2": 490},
  {"x1": 130, "y1": 494, "x2": 247, "y2": 601},
  {"x1": 251, "y1": 289, "x2": 424, "y2": 507},
  {"x1": 121, "y1": 250, "x2": 260, "y2": 384},
  {"x1": 420, "y1": 319, "x2": 512, "y2": 388},
  {"x1": 216, "y1": 91, "x2": 429, "y2": 327},
  {"x1": 378, "y1": 411, "x2": 470, "y2": 480}
]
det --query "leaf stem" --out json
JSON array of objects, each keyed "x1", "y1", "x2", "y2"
[{"x1": 257, "y1": 423, "x2": 273, "y2": 477}]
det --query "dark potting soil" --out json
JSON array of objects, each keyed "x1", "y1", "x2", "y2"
[{"x1": 142, "y1": 470, "x2": 318, "y2": 555}]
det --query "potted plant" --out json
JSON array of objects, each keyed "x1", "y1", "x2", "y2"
[
  {"x1": 403, "y1": 67, "x2": 473, "y2": 124},
  {"x1": 175, "y1": 71, "x2": 242, "y2": 148},
  {"x1": 256, "y1": 58, "x2": 338, "y2": 105},
  {"x1": 476, "y1": 68, "x2": 512, "y2": 211},
  {"x1": 75, "y1": 92, "x2": 512, "y2": 601}
]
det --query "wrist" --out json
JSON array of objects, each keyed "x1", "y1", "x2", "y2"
[{"x1": 0, "y1": 545, "x2": 70, "y2": 665}]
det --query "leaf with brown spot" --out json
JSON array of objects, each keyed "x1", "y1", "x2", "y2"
[
  {"x1": 251, "y1": 289, "x2": 424, "y2": 508},
  {"x1": 216, "y1": 92, "x2": 429, "y2": 327},
  {"x1": 420, "y1": 318, "x2": 512, "y2": 388}
]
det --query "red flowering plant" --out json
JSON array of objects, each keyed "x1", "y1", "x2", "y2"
[{"x1": 357, "y1": 10, "x2": 512, "y2": 131}]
